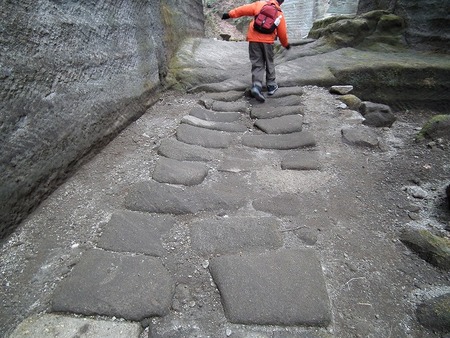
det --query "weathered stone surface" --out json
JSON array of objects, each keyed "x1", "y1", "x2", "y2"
[
  {"x1": 255, "y1": 115, "x2": 304, "y2": 134},
  {"x1": 251, "y1": 106, "x2": 304, "y2": 119},
  {"x1": 189, "y1": 106, "x2": 241, "y2": 122},
  {"x1": 125, "y1": 179, "x2": 249, "y2": 214},
  {"x1": 281, "y1": 151, "x2": 321, "y2": 170},
  {"x1": 341, "y1": 126, "x2": 380, "y2": 148},
  {"x1": 357, "y1": 1, "x2": 449, "y2": 52},
  {"x1": 416, "y1": 293, "x2": 450, "y2": 331},
  {"x1": 97, "y1": 211, "x2": 176, "y2": 256},
  {"x1": 338, "y1": 109, "x2": 365, "y2": 124},
  {"x1": 0, "y1": 0, "x2": 205, "y2": 239},
  {"x1": 417, "y1": 114, "x2": 450, "y2": 141},
  {"x1": 212, "y1": 101, "x2": 249, "y2": 113},
  {"x1": 190, "y1": 216, "x2": 283, "y2": 255},
  {"x1": 242, "y1": 131, "x2": 316, "y2": 150},
  {"x1": 152, "y1": 157, "x2": 209, "y2": 186},
  {"x1": 157, "y1": 138, "x2": 221, "y2": 162},
  {"x1": 209, "y1": 249, "x2": 331, "y2": 326},
  {"x1": 200, "y1": 91, "x2": 244, "y2": 102},
  {"x1": 52, "y1": 249, "x2": 175, "y2": 321},
  {"x1": 181, "y1": 115, "x2": 247, "y2": 132},
  {"x1": 309, "y1": 10, "x2": 406, "y2": 48},
  {"x1": 253, "y1": 194, "x2": 302, "y2": 216},
  {"x1": 400, "y1": 228, "x2": 450, "y2": 270},
  {"x1": 10, "y1": 314, "x2": 142, "y2": 338},
  {"x1": 176, "y1": 124, "x2": 233, "y2": 148},
  {"x1": 359, "y1": 101, "x2": 396, "y2": 127},
  {"x1": 330, "y1": 85, "x2": 354, "y2": 94}
]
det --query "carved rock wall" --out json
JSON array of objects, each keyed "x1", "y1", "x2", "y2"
[
  {"x1": 357, "y1": 0, "x2": 450, "y2": 52},
  {"x1": 0, "y1": 0, "x2": 204, "y2": 238}
]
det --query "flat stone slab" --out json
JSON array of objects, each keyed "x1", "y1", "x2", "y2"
[
  {"x1": 266, "y1": 86, "x2": 304, "y2": 98},
  {"x1": 181, "y1": 115, "x2": 247, "y2": 132},
  {"x1": 264, "y1": 94, "x2": 303, "y2": 107},
  {"x1": 209, "y1": 249, "x2": 331, "y2": 326},
  {"x1": 341, "y1": 126, "x2": 380, "y2": 148},
  {"x1": 176, "y1": 124, "x2": 233, "y2": 148},
  {"x1": 190, "y1": 216, "x2": 283, "y2": 255},
  {"x1": 255, "y1": 115, "x2": 304, "y2": 134},
  {"x1": 281, "y1": 150, "x2": 321, "y2": 170},
  {"x1": 212, "y1": 100, "x2": 249, "y2": 113},
  {"x1": 97, "y1": 211, "x2": 176, "y2": 256},
  {"x1": 125, "y1": 179, "x2": 249, "y2": 214},
  {"x1": 253, "y1": 193, "x2": 302, "y2": 216},
  {"x1": 200, "y1": 90, "x2": 245, "y2": 102},
  {"x1": 242, "y1": 131, "x2": 316, "y2": 150},
  {"x1": 52, "y1": 249, "x2": 174, "y2": 321},
  {"x1": 157, "y1": 138, "x2": 221, "y2": 162},
  {"x1": 251, "y1": 106, "x2": 304, "y2": 119},
  {"x1": 189, "y1": 106, "x2": 241, "y2": 122},
  {"x1": 10, "y1": 314, "x2": 142, "y2": 338},
  {"x1": 152, "y1": 157, "x2": 209, "y2": 185}
]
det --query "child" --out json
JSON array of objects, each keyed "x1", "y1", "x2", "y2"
[{"x1": 222, "y1": 0, "x2": 290, "y2": 102}]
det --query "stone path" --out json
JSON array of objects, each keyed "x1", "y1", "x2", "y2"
[{"x1": 11, "y1": 87, "x2": 345, "y2": 337}]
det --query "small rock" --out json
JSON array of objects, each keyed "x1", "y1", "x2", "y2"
[
  {"x1": 400, "y1": 228, "x2": 450, "y2": 270},
  {"x1": 330, "y1": 85, "x2": 354, "y2": 95},
  {"x1": 406, "y1": 186, "x2": 428, "y2": 199},
  {"x1": 359, "y1": 101, "x2": 396, "y2": 128},
  {"x1": 226, "y1": 328, "x2": 232, "y2": 336},
  {"x1": 408, "y1": 212, "x2": 420, "y2": 220}
]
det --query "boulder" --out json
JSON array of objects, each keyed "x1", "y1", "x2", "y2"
[
  {"x1": 359, "y1": 101, "x2": 396, "y2": 127},
  {"x1": 416, "y1": 115, "x2": 450, "y2": 141},
  {"x1": 416, "y1": 293, "x2": 450, "y2": 331}
]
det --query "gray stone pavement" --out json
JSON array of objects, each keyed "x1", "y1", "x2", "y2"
[{"x1": 11, "y1": 86, "x2": 337, "y2": 337}]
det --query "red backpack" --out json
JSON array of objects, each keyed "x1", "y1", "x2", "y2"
[{"x1": 253, "y1": 3, "x2": 281, "y2": 34}]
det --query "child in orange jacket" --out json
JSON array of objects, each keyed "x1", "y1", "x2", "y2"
[{"x1": 222, "y1": 0, "x2": 290, "y2": 102}]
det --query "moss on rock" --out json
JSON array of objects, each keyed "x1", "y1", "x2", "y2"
[{"x1": 416, "y1": 114, "x2": 450, "y2": 141}]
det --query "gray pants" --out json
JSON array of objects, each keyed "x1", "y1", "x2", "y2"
[{"x1": 249, "y1": 41, "x2": 276, "y2": 88}]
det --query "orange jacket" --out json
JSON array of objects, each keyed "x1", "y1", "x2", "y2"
[{"x1": 229, "y1": 0, "x2": 289, "y2": 47}]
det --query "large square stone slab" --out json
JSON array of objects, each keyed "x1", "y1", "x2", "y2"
[
  {"x1": 209, "y1": 249, "x2": 331, "y2": 326},
  {"x1": 97, "y1": 211, "x2": 176, "y2": 256},
  {"x1": 52, "y1": 249, "x2": 174, "y2": 321}
]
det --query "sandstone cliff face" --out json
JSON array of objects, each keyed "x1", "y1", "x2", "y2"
[
  {"x1": 0, "y1": 0, "x2": 204, "y2": 238},
  {"x1": 357, "y1": 0, "x2": 450, "y2": 52}
]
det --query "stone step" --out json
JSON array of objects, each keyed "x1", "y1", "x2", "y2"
[
  {"x1": 251, "y1": 105, "x2": 304, "y2": 119},
  {"x1": 209, "y1": 249, "x2": 331, "y2": 326},
  {"x1": 210, "y1": 100, "x2": 249, "y2": 113},
  {"x1": 281, "y1": 150, "x2": 322, "y2": 170},
  {"x1": 124, "y1": 178, "x2": 252, "y2": 214},
  {"x1": 152, "y1": 157, "x2": 209, "y2": 185},
  {"x1": 52, "y1": 249, "x2": 175, "y2": 321},
  {"x1": 157, "y1": 138, "x2": 222, "y2": 162},
  {"x1": 190, "y1": 216, "x2": 283, "y2": 255},
  {"x1": 189, "y1": 106, "x2": 241, "y2": 122},
  {"x1": 97, "y1": 211, "x2": 176, "y2": 256},
  {"x1": 176, "y1": 124, "x2": 234, "y2": 148},
  {"x1": 181, "y1": 115, "x2": 247, "y2": 132},
  {"x1": 10, "y1": 314, "x2": 142, "y2": 338},
  {"x1": 254, "y1": 114, "x2": 304, "y2": 134},
  {"x1": 242, "y1": 131, "x2": 316, "y2": 150}
]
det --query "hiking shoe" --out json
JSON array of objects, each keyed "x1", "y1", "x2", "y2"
[
  {"x1": 267, "y1": 84, "x2": 278, "y2": 95},
  {"x1": 251, "y1": 85, "x2": 265, "y2": 102}
]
